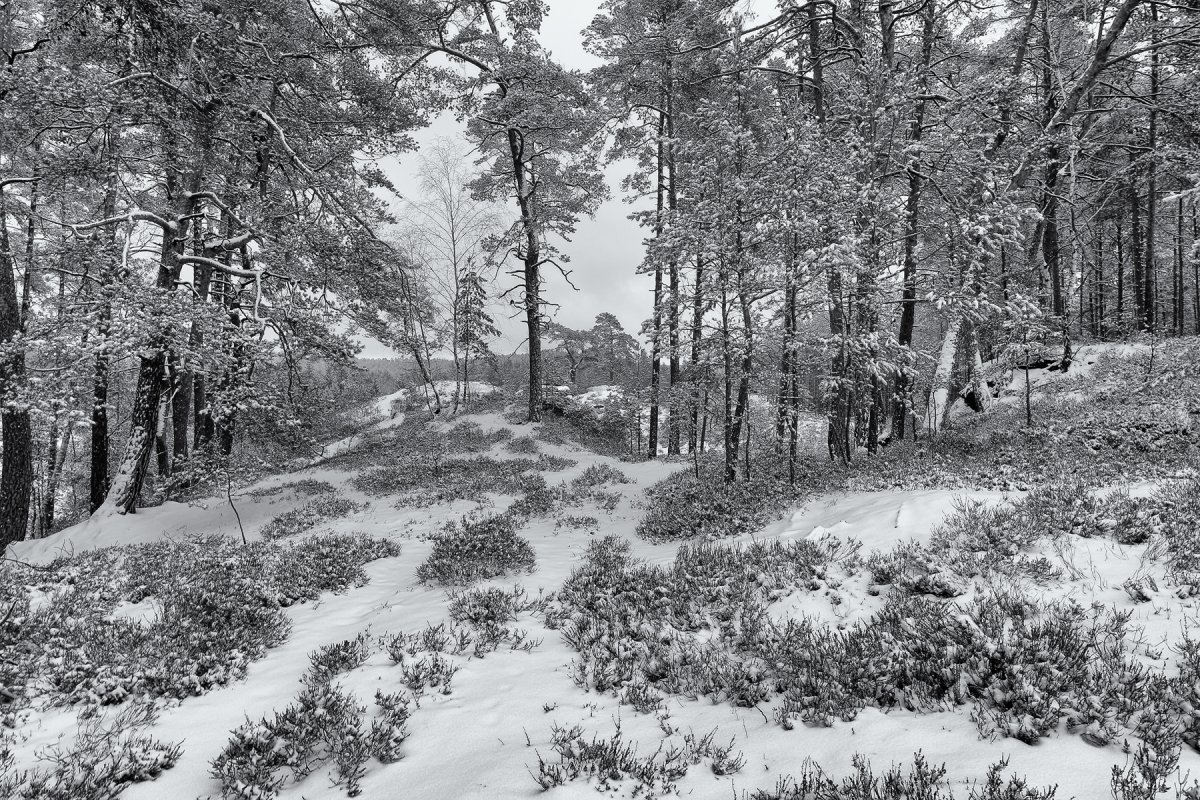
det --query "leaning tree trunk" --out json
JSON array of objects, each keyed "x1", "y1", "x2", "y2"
[
  {"x1": 922, "y1": 317, "x2": 963, "y2": 435},
  {"x1": 105, "y1": 347, "x2": 170, "y2": 515},
  {"x1": 99, "y1": 212, "x2": 188, "y2": 515}
]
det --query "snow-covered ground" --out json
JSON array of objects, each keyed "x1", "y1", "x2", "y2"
[{"x1": 7, "y1": 401, "x2": 1200, "y2": 799}]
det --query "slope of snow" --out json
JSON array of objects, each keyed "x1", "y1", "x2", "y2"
[{"x1": 8, "y1": 398, "x2": 1199, "y2": 799}]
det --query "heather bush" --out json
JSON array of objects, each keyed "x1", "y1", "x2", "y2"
[
  {"x1": 416, "y1": 513, "x2": 536, "y2": 585},
  {"x1": 637, "y1": 465, "x2": 793, "y2": 541},
  {"x1": 0, "y1": 703, "x2": 182, "y2": 800},
  {"x1": 531, "y1": 721, "x2": 744, "y2": 796},
  {"x1": 506, "y1": 434, "x2": 540, "y2": 454},
  {"x1": 260, "y1": 495, "x2": 365, "y2": 540},
  {"x1": 548, "y1": 532, "x2": 1183, "y2": 758},
  {"x1": 0, "y1": 534, "x2": 400, "y2": 709},
  {"x1": 747, "y1": 753, "x2": 1057, "y2": 800}
]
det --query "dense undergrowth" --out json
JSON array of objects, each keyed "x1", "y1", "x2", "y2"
[
  {"x1": 417, "y1": 464, "x2": 629, "y2": 585},
  {"x1": 0, "y1": 534, "x2": 401, "y2": 713},
  {"x1": 559, "y1": 478, "x2": 1200, "y2": 798},
  {"x1": 639, "y1": 342, "x2": 1199, "y2": 542},
  {"x1": 0, "y1": 533, "x2": 401, "y2": 798}
]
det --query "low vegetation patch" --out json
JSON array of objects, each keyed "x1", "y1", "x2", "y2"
[
  {"x1": 214, "y1": 586, "x2": 544, "y2": 799},
  {"x1": 0, "y1": 703, "x2": 182, "y2": 800},
  {"x1": 552, "y1": 493, "x2": 1200, "y2": 792},
  {"x1": 506, "y1": 435, "x2": 540, "y2": 454},
  {"x1": 532, "y1": 722, "x2": 744, "y2": 795},
  {"x1": 212, "y1": 635, "x2": 409, "y2": 799},
  {"x1": 637, "y1": 463, "x2": 794, "y2": 541},
  {"x1": 245, "y1": 479, "x2": 337, "y2": 500},
  {"x1": 416, "y1": 513, "x2": 536, "y2": 585},
  {"x1": 0, "y1": 534, "x2": 401, "y2": 712},
  {"x1": 259, "y1": 495, "x2": 365, "y2": 540},
  {"x1": 415, "y1": 466, "x2": 584, "y2": 585},
  {"x1": 324, "y1": 416, "x2": 514, "y2": 473},
  {"x1": 748, "y1": 753, "x2": 1056, "y2": 800}
]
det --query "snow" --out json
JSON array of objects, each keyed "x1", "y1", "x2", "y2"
[
  {"x1": 10, "y1": 396, "x2": 1200, "y2": 799},
  {"x1": 742, "y1": 488, "x2": 1013, "y2": 551},
  {"x1": 996, "y1": 341, "x2": 1149, "y2": 397},
  {"x1": 573, "y1": 385, "x2": 621, "y2": 406}
]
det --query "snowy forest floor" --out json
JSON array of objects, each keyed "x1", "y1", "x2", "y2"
[{"x1": 4, "y1": 341, "x2": 1200, "y2": 799}]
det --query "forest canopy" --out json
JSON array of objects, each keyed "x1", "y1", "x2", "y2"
[{"x1": 2, "y1": 0, "x2": 1199, "y2": 546}]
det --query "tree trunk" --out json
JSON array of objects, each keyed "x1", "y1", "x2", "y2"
[
  {"x1": 827, "y1": 269, "x2": 852, "y2": 463},
  {"x1": 648, "y1": 113, "x2": 666, "y2": 458},
  {"x1": 1039, "y1": 0, "x2": 1064, "y2": 316},
  {"x1": 192, "y1": 260, "x2": 214, "y2": 450},
  {"x1": 91, "y1": 332, "x2": 112, "y2": 512},
  {"x1": 719, "y1": 259, "x2": 736, "y2": 482},
  {"x1": 0, "y1": 186, "x2": 32, "y2": 548},
  {"x1": 100, "y1": 209, "x2": 188, "y2": 515},
  {"x1": 922, "y1": 317, "x2": 962, "y2": 435},
  {"x1": 689, "y1": 255, "x2": 704, "y2": 455},
  {"x1": 1116, "y1": 218, "x2": 1125, "y2": 330},
  {"x1": 894, "y1": 0, "x2": 934, "y2": 438},
  {"x1": 1144, "y1": 0, "x2": 1159, "y2": 333},
  {"x1": 40, "y1": 417, "x2": 71, "y2": 537},
  {"x1": 665, "y1": 67, "x2": 681, "y2": 457},
  {"x1": 1130, "y1": 170, "x2": 1145, "y2": 331}
]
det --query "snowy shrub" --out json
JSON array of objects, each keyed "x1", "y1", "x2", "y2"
[
  {"x1": 247, "y1": 479, "x2": 337, "y2": 499},
  {"x1": 383, "y1": 623, "x2": 473, "y2": 662},
  {"x1": 398, "y1": 653, "x2": 460, "y2": 696},
  {"x1": 619, "y1": 680, "x2": 664, "y2": 714},
  {"x1": 416, "y1": 513, "x2": 536, "y2": 585},
  {"x1": 749, "y1": 753, "x2": 1057, "y2": 800},
  {"x1": 921, "y1": 499, "x2": 1062, "y2": 586},
  {"x1": 309, "y1": 634, "x2": 373, "y2": 683},
  {"x1": 1152, "y1": 477, "x2": 1200, "y2": 583},
  {"x1": 530, "y1": 721, "x2": 743, "y2": 796},
  {"x1": 323, "y1": 415, "x2": 513, "y2": 473},
  {"x1": 0, "y1": 704, "x2": 181, "y2": 800},
  {"x1": 506, "y1": 473, "x2": 561, "y2": 517},
  {"x1": 266, "y1": 534, "x2": 402, "y2": 607},
  {"x1": 1, "y1": 533, "x2": 400, "y2": 710},
  {"x1": 212, "y1": 672, "x2": 371, "y2": 798},
  {"x1": 367, "y1": 690, "x2": 411, "y2": 763},
  {"x1": 550, "y1": 536, "x2": 836, "y2": 706},
  {"x1": 637, "y1": 466, "x2": 792, "y2": 541},
  {"x1": 536, "y1": 453, "x2": 577, "y2": 472},
  {"x1": 506, "y1": 435, "x2": 540, "y2": 454},
  {"x1": 532, "y1": 396, "x2": 634, "y2": 457},
  {"x1": 443, "y1": 419, "x2": 514, "y2": 449},
  {"x1": 211, "y1": 632, "x2": 423, "y2": 800},
  {"x1": 354, "y1": 449, "x2": 574, "y2": 509},
  {"x1": 571, "y1": 463, "x2": 629, "y2": 489},
  {"x1": 447, "y1": 585, "x2": 547, "y2": 630},
  {"x1": 561, "y1": 463, "x2": 628, "y2": 513},
  {"x1": 259, "y1": 495, "x2": 364, "y2": 540},
  {"x1": 557, "y1": 514, "x2": 600, "y2": 532},
  {"x1": 551, "y1": 534, "x2": 1170, "y2": 754}
]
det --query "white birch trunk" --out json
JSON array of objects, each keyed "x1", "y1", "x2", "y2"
[{"x1": 922, "y1": 317, "x2": 962, "y2": 434}]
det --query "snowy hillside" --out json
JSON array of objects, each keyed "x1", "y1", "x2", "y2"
[{"x1": 4, "y1": 367, "x2": 1200, "y2": 799}]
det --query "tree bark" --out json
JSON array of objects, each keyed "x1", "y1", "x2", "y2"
[
  {"x1": 0, "y1": 185, "x2": 33, "y2": 547},
  {"x1": 648, "y1": 114, "x2": 665, "y2": 458}
]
